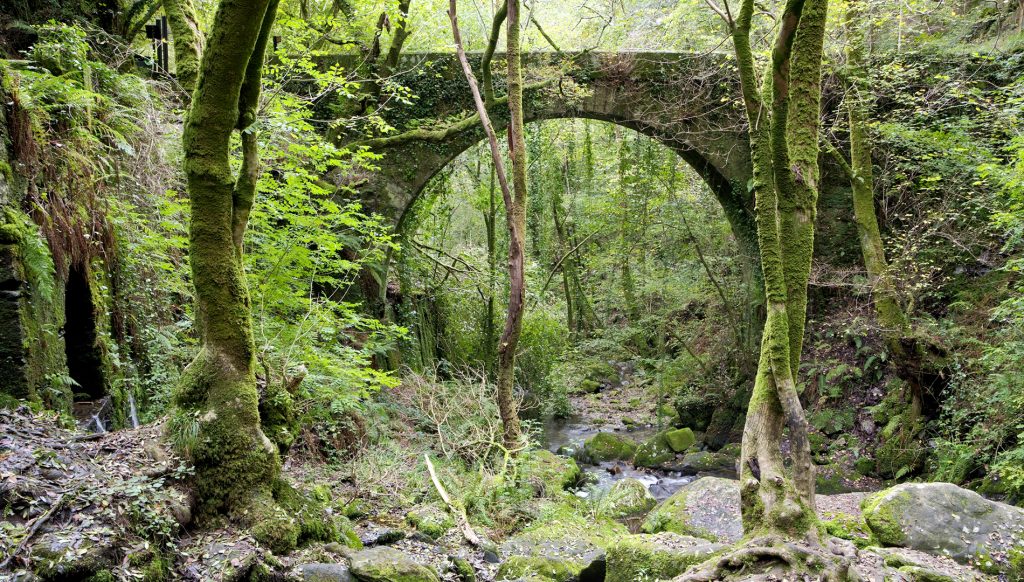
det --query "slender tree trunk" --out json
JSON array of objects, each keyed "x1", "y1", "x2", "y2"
[
  {"x1": 839, "y1": 0, "x2": 933, "y2": 425},
  {"x1": 172, "y1": 0, "x2": 294, "y2": 548},
  {"x1": 482, "y1": 0, "x2": 508, "y2": 106},
  {"x1": 164, "y1": 0, "x2": 203, "y2": 93},
  {"x1": 448, "y1": 0, "x2": 522, "y2": 451},
  {"x1": 497, "y1": 0, "x2": 527, "y2": 449}
]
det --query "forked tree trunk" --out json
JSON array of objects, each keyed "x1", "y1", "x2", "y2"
[
  {"x1": 173, "y1": 0, "x2": 282, "y2": 518},
  {"x1": 727, "y1": 0, "x2": 828, "y2": 539}
]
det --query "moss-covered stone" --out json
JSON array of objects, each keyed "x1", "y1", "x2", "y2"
[
  {"x1": 641, "y1": 477, "x2": 742, "y2": 543},
  {"x1": 582, "y1": 432, "x2": 637, "y2": 463},
  {"x1": 672, "y1": 392, "x2": 713, "y2": 432},
  {"x1": 665, "y1": 428, "x2": 695, "y2": 452},
  {"x1": 496, "y1": 556, "x2": 576, "y2": 581},
  {"x1": 406, "y1": 504, "x2": 455, "y2": 540},
  {"x1": 450, "y1": 556, "x2": 476, "y2": 582},
  {"x1": 597, "y1": 478, "x2": 656, "y2": 518},
  {"x1": 272, "y1": 479, "x2": 338, "y2": 547},
  {"x1": 348, "y1": 546, "x2": 441, "y2": 582},
  {"x1": 860, "y1": 488, "x2": 913, "y2": 547},
  {"x1": 517, "y1": 449, "x2": 581, "y2": 495},
  {"x1": 634, "y1": 432, "x2": 675, "y2": 468},
  {"x1": 605, "y1": 532, "x2": 724, "y2": 582},
  {"x1": 821, "y1": 513, "x2": 872, "y2": 549}
]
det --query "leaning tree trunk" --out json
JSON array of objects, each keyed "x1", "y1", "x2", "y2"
[
  {"x1": 172, "y1": 0, "x2": 288, "y2": 536},
  {"x1": 840, "y1": 0, "x2": 931, "y2": 420},
  {"x1": 729, "y1": 0, "x2": 827, "y2": 539}
]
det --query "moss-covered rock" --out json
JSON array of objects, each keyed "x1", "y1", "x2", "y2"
[
  {"x1": 348, "y1": 547, "x2": 441, "y2": 582},
  {"x1": 31, "y1": 530, "x2": 116, "y2": 581},
  {"x1": 665, "y1": 428, "x2": 696, "y2": 452},
  {"x1": 597, "y1": 478, "x2": 656, "y2": 518},
  {"x1": 821, "y1": 512, "x2": 872, "y2": 549},
  {"x1": 406, "y1": 504, "x2": 454, "y2": 540},
  {"x1": 862, "y1": 482, "x2": 1024, "y2": 572},
  {"x1": 498, "y1": 499, "x2": 627, "y2": 581},
  {"x1": 641, "y1": 477, "x2": 742, "y2": 543},
  {"x1": 299, "y1": 563, "x2": 355, "y2": 581},
  {"x1": 582, "y1": 432, "x2": 637, "y2": 463},
  {"x1": 666, "y1": 451, "x2": 736, "y2": 476},
  {"x1": 672, "y1": 393, "x2": 713, "y2": 432},
  {"x1": 605, "y1": 532, "x2": 724, "y2": 582},
  {"x1": 814, "y1": 464, "x2": 858, "y2": 495},
  {"x1": 272, "y1": 479, "x2": 339, "y2": 547},
  {"x1": 518, "y1": 449, "x2": 581, "y2": 495},
  {"x1": 634, "y1": 432, "x2": 676, "y2": 468},
  {"x1": 496, "y1": 555, "x2": 579, "y2": 581},
  {"x1": 449, "y1": 556, "x2": 476, "y2": 582}
]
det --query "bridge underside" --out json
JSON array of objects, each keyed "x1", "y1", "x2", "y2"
[{"x1": 331, "y1": 50, "x2": 857, "y2": 281}]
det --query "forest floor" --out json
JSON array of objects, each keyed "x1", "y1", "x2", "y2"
[{"x1": 0, "y1": 383, "x2": 998, "y2": 581}]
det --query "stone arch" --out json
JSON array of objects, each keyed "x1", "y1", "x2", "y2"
[{"x1": 343, "y1": 51, "x2": 758, "y2": 261}]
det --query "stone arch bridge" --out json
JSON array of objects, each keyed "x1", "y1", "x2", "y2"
[{"x1": 331, "y1": 49, "x2": 854, "y2": 279}]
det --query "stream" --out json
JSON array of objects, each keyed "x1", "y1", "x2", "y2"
[{"x1": 541, "y1": 415, "x2": 695, "y2": 501}]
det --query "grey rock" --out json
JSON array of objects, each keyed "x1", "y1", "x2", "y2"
[
  {"x1": 300, "y1": 563, "x2": 355, "y2": 582},
  {"x1": 862, "y1": 482, "x2": 1024, "y2": 570},
  {"x1": 641, "y1": 477, "x2": 743, "y2": 544}
]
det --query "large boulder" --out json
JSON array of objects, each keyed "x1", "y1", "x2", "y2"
[
  {"x1": 597, "y1": 478, "x2": 657, "y2": 518},
  {"x1": 497, "y1": 501, "x2": 627, "y2": 581},
  {"x1": 634, "y1": 432, "x2": 677, "y2": 468},
  {"x1": 348, "y1": 547, "x2": 441, "y2": 582},
  {"x1": 641, "y1": 477, "x2": 742, "y2": 544},
  {"x1": 605, "y1": 532, "x2": 725, "y2": 582},
  {"x1": 582, "y1": 432, "x2": 637, "y2": 463},
  {"x1": 862, "y1": 482, "x2": 1024, "y2": 572}
]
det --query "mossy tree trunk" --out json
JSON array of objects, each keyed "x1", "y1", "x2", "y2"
[
  {"x1": 835, "y1": 0, "x2": 932, "y2": 421},
  {"x1": 722, "y1": 0, "x2": 828, "y2": 540},
  {"x1": 173, "y1": 0, "x2": 284, "y2": 521},
  {"x1": 164, "y1": 0, "x2": 203, "y2": 93},
  {"x1": 496, "y1": 0, "x2": 526, "y2": 450}
]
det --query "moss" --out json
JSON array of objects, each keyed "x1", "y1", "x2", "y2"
[
  {"x1": 240, "y1": 489, "x2": 299, "y2": 554},
  {"x1": 259, "y1": 378, "x2": 298, "y2": 454},
  {"x1": 896, "y1": 566, "x2": 956, "y2": 582},
  {"x1": 606, "y1": 533, "x2": 722, "y2": 582},
  {"x1": 497, "y1": 556, "x2": 574, "y2": 581},
  {"x1": 1008, "y1": 545, "x2": 1024, "y2": 581},
  {"x1": 822, "y1": 513, "x2": 872, "y2": 549},
  {"x1": 517, "y1": 449, "x2": 581, "y2": 495},
  {"x1": 854, "y1": 456, "x2": 875, "y2": 476},
  {"x1": 597, "y1": 478, "x2": 656, "y2": 518},
  {"x1": 450, "y1": 556, "x2": 476, "y2": 581},
  {"x1": 861, "y1": 488, "x2": 912, "y2": 546},
  {"x1": 406, "y1": 504, "x2": 455, "y2": 540},
  {"x1": 665, "y1": 428, "x2": 696, "y2": 452},
  {"x1": 83, "y1": 572, "x2": 114, "y2": 582},
  {"x1": 271, "y1": 479, "x2": 337, "y2": 547},
  {"x1": 634, "y1": 432, "x2": 676, "y2": 468},
  {"x1": 128, "y1": 549, "x2": 170, "y2": 582},
  {"x1": 582, "y1": 432, "x2": 637, "y2": 463}
]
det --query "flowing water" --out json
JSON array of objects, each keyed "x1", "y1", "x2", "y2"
[
  {"x1": 541, "y1": 415, "x2": 694, "y2": 501},
  {"x1": 128, "y1": 394, "x2": 140, "y2": 429}
]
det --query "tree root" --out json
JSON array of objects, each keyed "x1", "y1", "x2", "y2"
[{"x1": 675, "y1": 536, "x2": 860, "y2": 582}]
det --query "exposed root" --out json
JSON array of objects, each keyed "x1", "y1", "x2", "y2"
[{"x1": 675, "y1": 536, "x2": 860, "y2": 582}]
